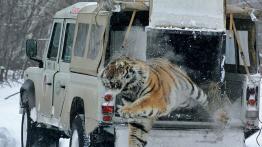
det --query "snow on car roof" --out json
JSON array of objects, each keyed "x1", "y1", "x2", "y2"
[{"x1": 54, "y1": 2, "x2": 97, "y2": 19}]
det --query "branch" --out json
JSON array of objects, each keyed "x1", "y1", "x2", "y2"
[{"x1": 3, "y1": 92, "x2": 20, "y2": 100}]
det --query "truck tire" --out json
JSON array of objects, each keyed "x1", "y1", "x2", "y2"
[
  {"x1": 21, "y1": 108, "x2": 35, "y2": 147},
  {"x1": 21, "y1": 107, "x2": 60, "y2": 147},
  {"x1": 70, "y1": 114, "x2": 90, "y2": 147}
]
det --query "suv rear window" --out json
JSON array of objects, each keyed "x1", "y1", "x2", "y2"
[
  {"x1": 74, "y1": 23, "x2": 89, "y2": 57},
  {"x1": 87, "y1": 24, "x2": 104, "y2": 60}
]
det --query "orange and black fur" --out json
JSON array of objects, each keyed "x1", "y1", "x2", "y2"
[{"x1": 99, "y1": 56, "x2": 210, "y2": 147}]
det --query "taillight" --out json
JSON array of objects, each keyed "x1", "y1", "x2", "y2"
[
  {"x1": 103, "y1": 115, "x2": 112, "y2": 122},
  {"x1": 246, "y1": 86, "x2": 259, "y2": 120},
  {"x1": 101, "y1": 92, "x2": 114, "y2": 123},
  {"x1": 248, "y1": 99, "x2": 256, "y2": 106},
  {"x1": 104, "y1": 93, "x2": 113, "y2": 101},
  {"x1": 102, "y1": 105, "x2": 114, "y2": 113},
  {"x1": 101, "y1": 103, "x2": 114, "y2": 123}
]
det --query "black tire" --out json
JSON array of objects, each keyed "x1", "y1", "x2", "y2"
[
  {"x1": 31, "y1": 129, "x2": 60, "y2": 147},
  {"x1": 21, "y1": 108, "x2": 35, "y2": 147},
  {"x1": 245, "y1": 128, "x2": 259, "y2": 139},
  {"x1": 93, "y1": 129, "x2": 115, "y2": 147},
  {"x1": 70, "y1": 114, "x2": 90, "y2": 147},
  {"x1": 21, "y1": 108, "x2": 60, "y2": 147},
  {"x1": 21, "y1": 89, "x2": 60, "y2": 147}
]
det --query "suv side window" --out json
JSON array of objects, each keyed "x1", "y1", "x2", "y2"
[
  {"x1": 62, "y1": 23, "x2": 75, "y2": 63},
  {"x1": 74, "y1": 23, "x2": 89, "y2": 57},
  {"x1": 87, "y1": 24, "x2": 104, "y2": 60},
  {"x1": 47, "y1": 23, "x2": 62, "y2": 60}
]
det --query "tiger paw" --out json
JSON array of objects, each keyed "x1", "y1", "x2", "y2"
[
  {"x1": 118, "y1": 106, "x2": 137, "y2": 118},
  {"x1": 214, "y1": 109, "x2": 229, "y2": 125}
]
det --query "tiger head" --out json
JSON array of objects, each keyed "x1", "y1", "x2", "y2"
[{"x1": 99, "y1": 57, "x2": 147, "y2": 93}]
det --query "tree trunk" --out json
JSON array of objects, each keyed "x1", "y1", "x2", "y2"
[
  {"x1": 21, "y1": 59, "x2": 28, "y2": 79},
  {"x1": 12, "y1": 70, "x2": 16, "y2": 80},
  {"x1": 0, "y1": 68, "x2": 4, "y2": 82},
  {"x1": 4, "y1": 68, "x2": 8, "y2": 81}
]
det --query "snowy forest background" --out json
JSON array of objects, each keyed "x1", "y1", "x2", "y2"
[
  {"x1": 0, "y1": 0, "x2": 262, "y2": 83},
  {"x1": 0, "y1": 0, "x2": 261, "y2": 146},
  {"x1": 0, "y1": 0, "x2": 95, "y2": 83}
]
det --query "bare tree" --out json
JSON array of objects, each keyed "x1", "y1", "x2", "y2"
[{"x1": 0, "y1": 0, "x2": 89, "y2": 82}]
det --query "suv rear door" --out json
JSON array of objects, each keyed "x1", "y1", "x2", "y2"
[{"x1": 70, "y1": 12, "x2": 109, "y2": 75}]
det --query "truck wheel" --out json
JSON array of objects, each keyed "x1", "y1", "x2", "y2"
[
  {"x1": 70, "y1": 114, "x2": 90, "y2": 147},
  {"x1": 21, "y1": 107, "x2": 60, "y2": 147},
  {"x1": 21, "y1": 108, "x2": 35, "y2": 147}
]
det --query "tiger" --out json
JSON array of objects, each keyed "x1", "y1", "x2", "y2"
[{"x1": 99, "y1": 56, "x2": 225, "y2": 147}]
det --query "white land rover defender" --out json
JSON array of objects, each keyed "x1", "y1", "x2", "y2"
[{"x1": 20, "y1": 1, "x2": 261, "y2": 147}]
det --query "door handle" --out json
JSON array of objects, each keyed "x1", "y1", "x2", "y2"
[
  {"x1": 60, "y1": 85, "x2": 66, "y2": 89},
  {"x1": 45, "y1": 82, "x2": 52, "y2": 86}
]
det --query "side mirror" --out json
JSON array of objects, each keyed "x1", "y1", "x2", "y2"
[
  {"x1": 25, "y1": 39, "x2": 43, "y2": 68},
  {"x1": 26, "y1": 39, "x2": 37, "y2": 58}
]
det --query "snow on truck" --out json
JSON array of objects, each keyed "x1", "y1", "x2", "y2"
[{"x1": 20, "y1": 0, "x2": 262, "y2": 147}]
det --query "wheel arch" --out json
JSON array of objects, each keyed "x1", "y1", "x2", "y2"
[
  {"x1": 70, "y1": 97, "x2": 85, "y2": 128},
  {"x1": 20, "y1": 79, "x2": 36, "y2": 110}
]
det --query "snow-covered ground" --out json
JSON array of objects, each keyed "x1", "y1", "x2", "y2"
[
  {"x1": 0, "y1": 82, "x2": 261, "y2": 147},
  {"x1": 0, "y1": 83, "x2": 71, "y2": 147},
  {"x1": 246, "y1": 131, "x2": 262, "y2": 147},
  {"x1": 0, "y1": 82, "x2": 22, "y2": 147}
]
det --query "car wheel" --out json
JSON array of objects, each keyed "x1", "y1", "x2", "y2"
[
  {"x1": 70, "y1": 114, "x2": 90, "y2": 147},
  {"x1": 21, "y1": 107, "x2": 60, "y2": 147},
  {"x1": 21, "y1": 108, "x2": 35, "y2": 147}
]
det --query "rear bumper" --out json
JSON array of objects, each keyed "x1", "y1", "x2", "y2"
[
  {"x1": 112, "y1": 117, "x2": 244, "y2": 129},
  {"x1": 112, "y1": 117, "x2": 245, "y2": 147},
  {"x1": 115, "y1": 125, "x2": 245, "y2": 147}
]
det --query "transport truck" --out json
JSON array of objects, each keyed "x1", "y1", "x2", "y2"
[{"x1": 20, "y1": 0, "x2": 262, "y2": 146}]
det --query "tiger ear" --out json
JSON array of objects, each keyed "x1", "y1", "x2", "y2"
[
  {"x1": 115, "y1": 61, "x2": 122, "y2": 67},
  {"x1": 115, "y1": 61, "x2": 124, "y2": 68}
]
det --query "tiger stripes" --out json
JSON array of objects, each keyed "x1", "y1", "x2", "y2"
[
  {"x1": 100, "y1": 56, "x2": 211, "y2": 147},
  {"x1": 128, "y1": 118, "x2": 154, "y2": 147}
]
